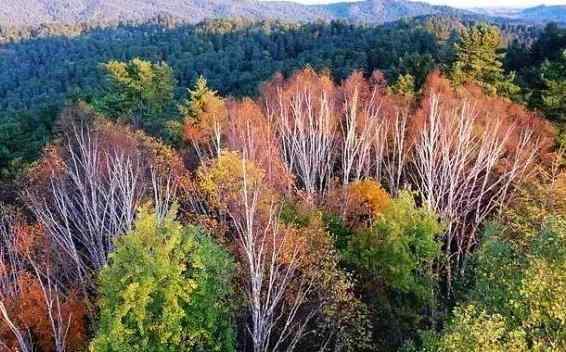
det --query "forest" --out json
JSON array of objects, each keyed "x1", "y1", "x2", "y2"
[{"x1": 0, "y1": 15, "x2": 565, "y2": 352}]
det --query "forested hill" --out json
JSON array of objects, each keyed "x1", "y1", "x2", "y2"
[
  {"x1": 471, "y1": 5, "x2": 566, "y2": 25},
  {"x1": 518, "y1": 6, "x2": 566, "y2": 24},
  {"x1": 0, "y1": 16, "x2": 540, "y2": 115},
  {"x1": 0, "y1": 0, "x2": 472, "y2": 27}
]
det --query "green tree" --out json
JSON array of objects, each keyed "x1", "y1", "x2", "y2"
[
  {"x1": 90, "y1": 206, "x2": 236, "y2": 352},
  {"x1": 450, "y1": 24, "x2": 519, "y2": 97},
  {"x1": 389, "y1": 73, "x2": 416, "y2": 97},
  {"x1": 95, "y1": 58, "x2": 176, "y2": 130},
  {"x1": 540, "y1": 50, "x2": 566, "y2": 123},
  {"x1": 434, "y1": 305, "x2": 528, "y2": 352},
  {"x1": 346, "y1": 191, "x2": 443, "y2": 350},
  {"x1": 347, "y1": 191, "x2": 442, "y2": 295},
  {"x1": 417, "y1": 218, "x2": 566, "y2": 352}
]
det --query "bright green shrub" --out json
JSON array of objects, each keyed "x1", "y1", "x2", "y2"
[
  {"x1": 90, "y1": 206, "x2": 236, "y2": 352},
  {"x1": 347, "y1": 191, "x2": 443, "y2": 296}
]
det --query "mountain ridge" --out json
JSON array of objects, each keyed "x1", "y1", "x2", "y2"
[
  {"x1": 468, "y1": 5, "x2": 566, "y2": 24},
  {"x1": 0, "y1": 0, "x2": 470, "y2": 27},
  {"x1": 0, "y1": 0, "x2": 563, "y2": 28}
]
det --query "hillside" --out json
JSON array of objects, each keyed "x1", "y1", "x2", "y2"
[
  {"x1": 518, "y1": 5, "x2": 566, "y2": 24},
  {"x1": 470, "y1": 5, "x2": 566, "y2": 24},
  {"x1": 0, "y1": 0, "x2": 470, "y2": 27}
]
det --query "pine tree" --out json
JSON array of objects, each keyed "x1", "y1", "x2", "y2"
[
  {"x1": 95, "y1": 58, "x2": 176, "y2": 130},
  {"x1": 390, "y1": 73, "x2": 416, "y2": 97},
  {"x1": 541, "y1": 50, "x2": 566, "y2": 123},
  {"x1": 179, "y1": 76, "x2": 227, "y2": 159},
  {"x1": 450, "y1": 24, "x2": 519, "y2": 97}
]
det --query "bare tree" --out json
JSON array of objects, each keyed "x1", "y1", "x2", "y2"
[
  {"x1": 0, "y1": 206, "x2": 75, "y2": 352},
  {"x1": 28, "y1": 262, "x2": 73, "y2": 352},
  {"x1": 267, "y1": 78, "x2": 338, "y2": 196},
  {"x1": 412, "y1": 95, "x2": 537, "y2": 284},
  {"x1": 0, "y1": 206, "x2": 33, "y2": 352},
  {"x1": 27, "y1": 124, "x2": 177, "y2": 291},
  {"x1": 229, "y1": 156, "x2": 319, "y2": 352},
  {"x1": 379, "y1": 111, "x2": 409, "y2": 195},
  {"x1": 340, "y1": 82, "x2": 381, "y2": 185}
]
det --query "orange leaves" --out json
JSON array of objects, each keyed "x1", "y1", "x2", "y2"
[
  {"x1": 348, "y1": 180, "x2": 391, "y2": 218},
  {"x1": 418, "y1": 71, "x2": 555, "y2": 159},
  {"x1": 0, "y1": 205, "x2": 88, "y2": 352},
  {"x1": 0, "y1": 274, "x2": 87, "y2": 352},
  {"x1": 225, "y1": 98, "x2": 293, "y2": 193},
  {"x1": 11, "y1": 223, "x2": 44, "y2": 257},
  {"x1": 326, "y1": 179, "x2": 391, "y2": 229},
  {"x1": 183, "y1": 95, "x2": 227, "y2": 144},
  {"x1": 25, "y1": 145, "x2": 66, "y2": 194}
]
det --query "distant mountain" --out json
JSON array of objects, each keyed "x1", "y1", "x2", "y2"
[
  {"x1": 0, "y1": 0, "x2": 471, "y2": 27},
  {"x1": 517, "y1": 5, "x2": 566, "y2": 24},
  {"x1": 469, "y1": 5, "x2": 566, "y2": 25}
]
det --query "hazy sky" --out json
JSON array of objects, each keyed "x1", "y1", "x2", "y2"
[{"x1": 265, "y1": 0, "x2": 566, "y2": 8}]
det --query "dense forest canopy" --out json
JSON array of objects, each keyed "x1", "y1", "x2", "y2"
[
  {"x1": 0, "y1": 12, "x2": 565, "y2": 352},
  {"x1": 0, "y1": 16, "x2": 556, "y2": 180}
]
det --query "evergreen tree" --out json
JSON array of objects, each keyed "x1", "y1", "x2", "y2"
[
  {"x1": 389, "y1": 73, "x2": 416, "y2": 97},
  {"x1": 541, "y1": 50, "x2": 566, "y2": 123},
  {"x1": 450, "y1": 24, "x2": 519, "y2": 97},
  {"x1": 95, "y1": 58, "x2": 176, "y2": 130},
  {"x1": 178, "y1": 76, "x2": 227, "y2": 159}
]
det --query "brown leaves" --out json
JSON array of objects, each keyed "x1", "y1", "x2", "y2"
[{"x1": 0, "y1": 274, "x2": 87, "y2": 352}]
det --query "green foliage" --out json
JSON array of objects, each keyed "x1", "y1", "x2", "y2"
[
  {"x1": 0, "y1": 19, "x2": 442, "y2": 117},
  {"x1": 502, "y1": 23, "x2": 566, "y2": 121},
  {"x1": 179, "y1": 76, "x2": 220, "y2": 121},
  {"x1": 450, "y1": 24, "x2": 519, "y2": 97},
  {"x1": 419, "y1": 217, "x2": 566, "y2": 352},
  {"x1": 540, "y1": 50, "x2": 566, "y2": 122},
  {"x1": 323, "y1": 212, "x2": 354, "y2": 254},
  {"x1": 434, "y1": 305, "x2": 528, "y2": 352},
  {"x1": 347, "y1": 191, "x2": 443, "y2": 295},
  {"x1": 389, "y1": 73, "x2": 416, "y2": 97},
  {"x1": 345, "y1": 191, "x2": 443, "y2": 350},
  {"x1": 94, "y1": 58, "x2": 176, "y2": 130},
  {"x1": 0, "y1": 106, "x2": 58, "y2": 181},
  {"x1": 90, "y1": 206, "x2": 235, "y2": 352}
]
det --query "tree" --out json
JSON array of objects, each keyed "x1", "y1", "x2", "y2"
[
  {"x1": 95, "y1": 58, "x2": 176, "y2": 130},
  {"x1": 540, "y1": 50, "x2": 566, "y2": 123},
  {"x1": 26, "y1": 108, "x2": 182, "y2": 291},
  {"x1": 346, "y1": 191, "x2": 443, "y2": 349},
  {"x1": 419, "y1": 218, "x2": 566, "y2": 352},
  {"x1": 179, "y1": 76, "x2": 228, "y2": 161},
  {"x1": 389, "y1": 73, "x2": 416, "y2": 97},
  {"x1": 0, "y1": 205, "x2": 87, "y2": 352},
  {"x1": 263, "y1": 69, "x2": 339, "y2": 196},
  {"x1": 450, "y1": 24, "x2": 519, "y2": 97},
  {"x1": 414, "y1": 166, "x2": 566, "y2": 352},
  {"x1": 90, "y1": 206, "x2": 236, "y2": 352},
  {"x1": 411, "y1": 73, "x2": 548, "y2": 284}
]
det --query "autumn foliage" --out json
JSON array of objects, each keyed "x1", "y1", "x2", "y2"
[{"x1": 0, "y1": 63, "x2": 562, "y2": 352}]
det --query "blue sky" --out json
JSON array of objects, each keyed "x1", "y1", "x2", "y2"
[{"x1": 262, "y1": 0, "x2": 566, "y2": 8}]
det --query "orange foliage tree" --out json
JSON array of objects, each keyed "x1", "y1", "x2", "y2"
[
  {"x1": 409, "y1": 72, "x2": 555, "y2": 282},
  {"x1": 0, "y1": 206, "x2": 87, "y2": 352},
  {"x1": 260, "y1": 68, "x2": 554, "y2": 283}
]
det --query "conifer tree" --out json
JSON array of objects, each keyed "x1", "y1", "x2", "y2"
[
  {"x1": 450, "y1": 24, "x2": 519, "y2": 97},
  {"x1": 95, "y1": 58, "x2": 176, "y2": 130}
]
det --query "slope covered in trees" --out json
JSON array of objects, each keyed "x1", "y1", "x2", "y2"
[
  {"x1": 0, "y1": 16, "x2": 565, "y2": 352},
  {"x1": 0, "y1": 0, "x2": 470, "y2": 27},
  {"x1": 0, "y1": 16, "x2": 552, "y2": 182}
]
